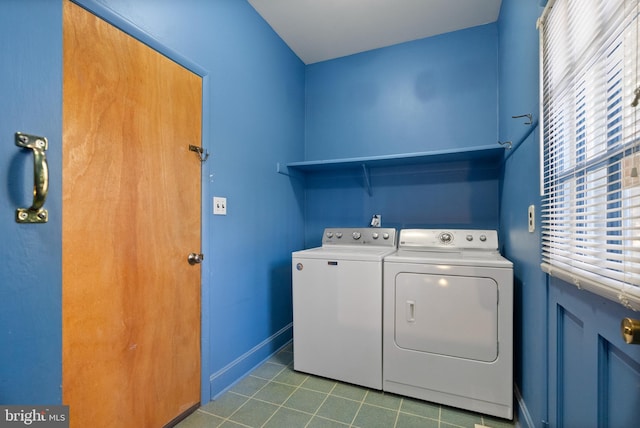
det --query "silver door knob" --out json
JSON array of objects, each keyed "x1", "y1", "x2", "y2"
[{"x1": 188, "y1": 253, "x2": 204, "y2": 265}]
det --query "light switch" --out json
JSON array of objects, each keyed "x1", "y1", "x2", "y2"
[
  {"x1": 213, "y1": 197, "x2": 227, "y2": 215},
  {"x1": 528, "y1": 205, "x2": 535, "y2": 233}
]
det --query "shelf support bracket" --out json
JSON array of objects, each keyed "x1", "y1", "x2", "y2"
[
  {"x1": 276, "y1": 162, "x2": 303, "y2": 180},
  {"x1": 276, "y1": 162, "x2": 289, "y2": 176},
  {"x1": 362, "y1": 164, "x2": 372, "y2": 196}
]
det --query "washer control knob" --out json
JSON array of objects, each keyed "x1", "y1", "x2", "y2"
[
  {"x1": 383, "y1": 233, "x2": 390, "y2": 240},
  {"x1": 372, "y1": 233, "x2": 379, "y2": 239},
  {"x1": 326, "y1": 232, "x2": 334, "y2": 238},
  {"x1": 466, "y1": 234, "x2": 473, "y2": 241},
  {"x1": 352, "y1": 231, "x2": 361, "y2": 240},
  {"x1": 480, "y1": 234, "x2": 487, "y2": 242},
  {"x1": 336, "y1": 232, "x2": 343, "y2": 238},
  {"x1": 439, "y1": 232, "x2": 453, "y2": 244}
]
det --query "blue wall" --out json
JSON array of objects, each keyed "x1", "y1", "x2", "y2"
[
  {"x1": 303, "y1": 25, "x2": 501, "y2": 246},
  {"x1": 497, "y1": 0, "x2": 547, "y2": 426},
  {"x1": 0, "y1": 0, "x2": 63, "y2": 404},
  {"x1": 305, "y1": 24, "x2": 498, "y2": 160},
  {"x1": 302, "y1": 162, "x2": 502, "y2": 248}
]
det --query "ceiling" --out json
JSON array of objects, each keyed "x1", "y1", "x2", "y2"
[{"x1": 248, "y1": 0, "x2": 503, "y2": 64}]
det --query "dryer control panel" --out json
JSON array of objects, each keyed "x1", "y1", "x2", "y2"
[
  {"x1": 398, "y1": 229, "x2": 498, "y2": 250},
  {"x1": 322, "y1": 228, "x2": 397, "y2": 247}
]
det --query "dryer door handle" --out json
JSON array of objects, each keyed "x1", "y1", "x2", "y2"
[{"x1": 406, "y1": 300, "x2": 416, "y2": 323}]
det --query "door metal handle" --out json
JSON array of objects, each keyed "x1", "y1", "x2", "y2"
[
  {"x1": 188, "y1": 253, "x2": 204, "y2": 265},
  {"x1": 621, "y1": 318, "x2": 640, "y2": 344},
  {"x1": 15, "y1": 132, "x2": 49, "y2": 223}
]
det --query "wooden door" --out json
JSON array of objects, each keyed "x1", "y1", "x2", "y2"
[{"x1": 62, "y1": 1, "x2": 202, "y2": 426}]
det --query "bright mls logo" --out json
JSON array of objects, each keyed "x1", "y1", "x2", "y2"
[{"x1": 0, "y1": 406, "x2": 68, "y2": 428}]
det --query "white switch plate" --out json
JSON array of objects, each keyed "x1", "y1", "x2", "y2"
[
  {"x1": 528, "y1": 204, "x2": 535, "y2": 233},
  {"x1": 213, "y1": 197, "x2": 227, "y2": 215}
]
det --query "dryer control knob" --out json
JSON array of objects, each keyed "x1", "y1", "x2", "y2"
[
  {"x1": 352, "y1": 232, "x2": 361, "y2": 240},
  {"x1": 480, "y1": 234, "x2": 487, "y2": 242},
  {"x1": 326, "y1": 232, "x2": 333, "y2": 238},
  {"x1": 383, "y1": 233, "x2": 390, "y2": 240},
  {"x1": 336, "y1": 232, "x2": 343, "y2": 238},
  {"x1": 439, "y1": 232, "x2": 453, "y2": 244},
  {"x1": 372, "y1": 233, "x2": 379, "y2": 239},
  {"x1": 466, "y1": 234, "x2": 473, "y2": 241}
]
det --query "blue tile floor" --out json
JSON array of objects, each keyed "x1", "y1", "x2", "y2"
[{"x1": 176, "y1": 344, "x2": 515, "y2": 428}]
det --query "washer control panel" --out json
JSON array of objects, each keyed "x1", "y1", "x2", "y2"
[
  {"x1": 322, "y1": 228, "x2": 397, "y2": 247},
  {"x1": 399, "y1": 229, "x2": 498, "y2": 250}
]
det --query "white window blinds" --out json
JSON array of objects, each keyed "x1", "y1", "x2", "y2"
[{"x1": 539, "y1": 0, "x2": 640, "y2": 310}]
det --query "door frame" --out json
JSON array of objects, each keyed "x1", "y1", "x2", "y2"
[{"x1": 71, "y1": 0, "x2": 212, "y2": 404}]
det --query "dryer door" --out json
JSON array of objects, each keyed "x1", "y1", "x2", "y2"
[{"x1": 395, "y1": 273, "x2": 498, "y2": 362}]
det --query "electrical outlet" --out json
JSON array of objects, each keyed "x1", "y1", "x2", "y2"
[
  {"x1": 213, "y1": 197, "x2": 227, "y2": 215},
  {"x1": 528, "y1": 204, "x2": 535, "y2": 233}
]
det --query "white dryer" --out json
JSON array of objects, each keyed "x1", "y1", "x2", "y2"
[
  {"x1": 383, "y1": 229, "x2": 513, "y2": 419},
  {"x1": 292, "y1": 228, "x2": 397, "y2": 390}
]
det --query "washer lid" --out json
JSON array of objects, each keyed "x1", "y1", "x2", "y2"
[{"x1": 293, "y1": 245, "x2": 397, "y2": 262}]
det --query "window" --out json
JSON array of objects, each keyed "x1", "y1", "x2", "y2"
[{"x1": 539, "y1": 0, "x2": 640, "y2": 310}]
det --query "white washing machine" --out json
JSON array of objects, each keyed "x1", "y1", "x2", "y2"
[
  {"x1": 383, "y1": 229, "x2": 513, "y2": 419},
  {"x1": 292, "y1": 227, "x2": 397, "y2": 390}
]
